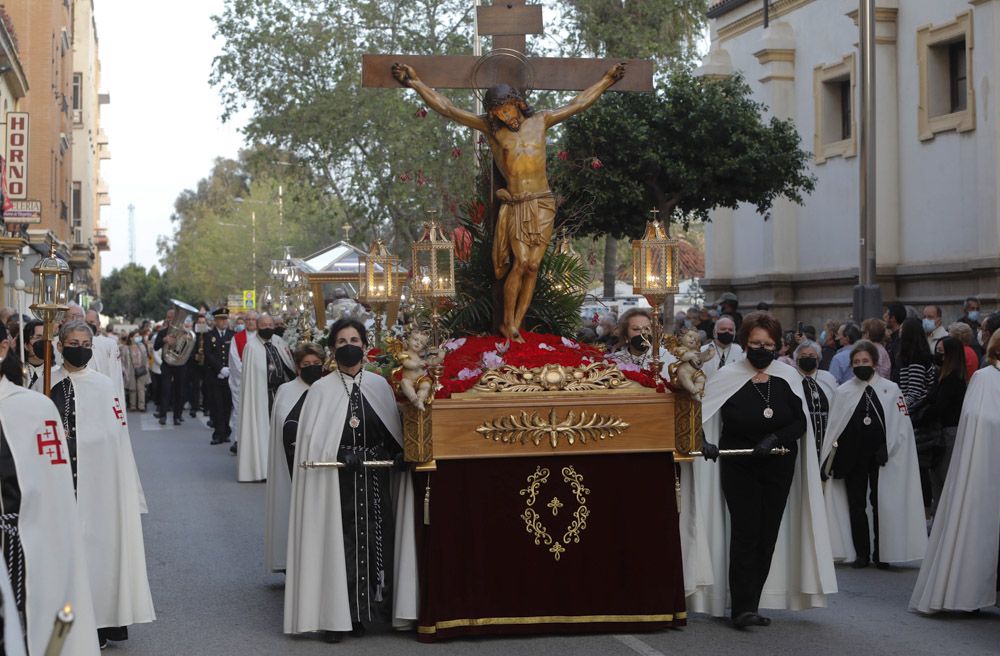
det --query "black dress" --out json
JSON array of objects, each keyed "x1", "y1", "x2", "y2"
[
  {"x1": 263, "y1": 342, "x2": 294, "y2": 412},
  {"x1": 802, "y1": 376, "x2": 829, "y2": 462},
  {"x1": 282, "y1": 391, "x2": 309, "y2": 479},
  {"x1": 719, "y1": 376, "x2": 805, "y2": 618},
  {"x1": 336, "y1": 374, "x2": 402, "y2": 627}
]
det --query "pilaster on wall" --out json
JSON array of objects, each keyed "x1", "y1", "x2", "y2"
[
  {"x1": 696, "y1": 43, "x2": 734, "y2": 79},
  {"x1": 754, "y1": 22, "x2": 799, "y2": 276}
]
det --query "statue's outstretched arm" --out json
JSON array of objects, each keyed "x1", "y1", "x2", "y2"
[
  {"x1": 545, "y1": 62, "x2": 626, "y2": 128},
  {"x1": 392, "y1": 62, "x2": 489, "y2": 133}
]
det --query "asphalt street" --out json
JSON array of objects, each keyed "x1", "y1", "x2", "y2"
[{"x1": 121, "y1": 409, "x2": 999, "y2": 656}]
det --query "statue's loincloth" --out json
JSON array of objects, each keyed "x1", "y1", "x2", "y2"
[{"x1": 492, "y1": 189, "x2": 556, "y2": 279}]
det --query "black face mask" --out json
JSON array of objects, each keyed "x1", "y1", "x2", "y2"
[
  {"x1": 853, "y1": 365, "x2": 875, "y2": 381},
  {"x1": 335, "y1": 344, "x2": 365, "y2": 368},
  {"x1": 300, "y1": 363, "x2": 323, "y2": 385},
  {"x1": 797, "y1": 356, "x2": 818, "y2": 373},
  {"x1": 258, "y1": 328, "x2": 275, "y2": 341},
  {"x1": 32, "y1": 340, "x2": 47, "y2": 361},
  {"x1": 933, "y1": 353, "x2": 945, "y2": 367},
  {"x1": 716, "y1": 332, "x2": 735, "y2": 345},
  {"x1": 274, "y1": 326, "x2": 286, "y2": 337},
  {"x1": 62, "y1": 345, "x2": 93, "y2": 368},
  {"x1": 746, "y1": 346, "x2": 775, "y2": 370},
  {"x1": 629, "y1": 334, "x2": 649, "y2": 353}
]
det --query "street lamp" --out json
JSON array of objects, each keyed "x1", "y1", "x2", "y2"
[
  {"x1": 632, "y1": 209, "x2": 680, "y2": 376},
  {"x1": 29, "y1": 244, "x2": 72, "y2": 395},
  {"x1": 411, "y1": 212, "x2": 456, "y2": 345}
]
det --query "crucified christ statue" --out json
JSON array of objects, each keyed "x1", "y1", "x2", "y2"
[{"x1": 392, "y1": 61, "x2": 626, "y2": 342}]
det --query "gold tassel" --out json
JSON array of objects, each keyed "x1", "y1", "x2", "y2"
[{"x1": 423, "y1": 474, "x2": 431, "y2": 525}]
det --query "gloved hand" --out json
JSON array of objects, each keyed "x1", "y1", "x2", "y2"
[
  {"x1": 875, "y1": 445, "x2": 888, "y2": 467},
  {"x1": 342, "y1": 452, "x2": 362, "y2": 473},
  {"x1": 220, "y1": 366, "x2": 230, "y2": 379},
  {"x1": 393, "y1": 452, "x2": 407, "y2": 471},
  {"x1": 819, "y1": 459, "x2": 830, "y2": 482},
  {"x1": 753, "y1": 433, "x2": 781, "y2": 457},
  {"x1": 701, "y1": 441, "x2": 720, "y2": 461}
]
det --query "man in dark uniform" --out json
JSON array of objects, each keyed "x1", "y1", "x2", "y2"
[
  {"x1": 204, "y1": 308, "x2": 234, "y2": 445},
  {"x1": 154, "y1": 308, "x2": 191, "y2": 426}
]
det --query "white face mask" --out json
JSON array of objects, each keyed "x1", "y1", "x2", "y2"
[{"x1": 133, "y1": 335, "x2": 142, "y2": 344}]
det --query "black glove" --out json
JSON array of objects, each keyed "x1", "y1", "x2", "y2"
[
  {"x1": 342, "y1": 452, "x2": 362, "y2": 473},
  {"x1": 875, "y1": 445, "x2": 888, "y2": 467},
  {"x1": 701, "y1": 441, "x2": 720, "y2": 461},
  {"x1": 393, "y1": 452, "x2": 407, "y2": 471},
  {"x1": 753, "y1": 433, "x2": 781, "y2": 457},
  {"x1": 819, "y1": 459, "x2": 830, "y2": 482}
]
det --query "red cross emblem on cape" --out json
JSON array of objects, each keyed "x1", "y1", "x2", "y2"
[
  {"x1": 36, "y1": 420, "x2": 68, "y2": 465},
  {"x1": 113, "y1": 397, "x2": 127, "y2": 426},
  {"x1": 897, "y1": 397, "x2": 909, "y2": 415}
]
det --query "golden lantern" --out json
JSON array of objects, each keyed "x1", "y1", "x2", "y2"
[
  {"x1": 29, "y1": 243, "x2": 72, "y2": 395},
  {"x1": 359, "y1": 238, "x2": 399, "y2": 343},
  {"x1": 411, "y1": 213, "x2": 456, "y2": 345},
  {"x1": 631, "y1": 209, "x2": 680, "y2": 374}
]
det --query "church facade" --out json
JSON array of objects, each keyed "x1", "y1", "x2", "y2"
[{"x1": 700, "y1": 0, "x2": 999, "y2": 326}]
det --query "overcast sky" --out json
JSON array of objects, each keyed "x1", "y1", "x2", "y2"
[{"x1": 94, "y1": 0, "x2": 247, "y2": 274}]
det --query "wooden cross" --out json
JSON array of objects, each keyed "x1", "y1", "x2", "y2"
[{"x1": 362, "y1": 0, "x2": 653, "y2": 93}]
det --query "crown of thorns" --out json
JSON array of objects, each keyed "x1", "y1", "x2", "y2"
[{"x1": 483, "y1": 84, "x2": 527, "y2": 110}]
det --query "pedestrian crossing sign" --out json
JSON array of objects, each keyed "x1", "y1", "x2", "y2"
[{"x1": 242, "y1": 290, "x2": 256, "y2": 309}]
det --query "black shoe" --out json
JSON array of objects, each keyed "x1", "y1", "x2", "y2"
[
  {"x1": 351, "y1": 622, "x2": 366, "y2": 637},
  {"x1": 210, "y1": 438, "x2": 224, "y2": 445},
  {"x1": 230, "y1": 442, "x2": 238, "y2": 455},
  {"x1": 190, "y1": 411, "x2": 197, "y2": 418},
  {"x1": 851, "y1": 558, "x2": 870, "y2": 569},
  {"x1": 732, "y1": 612, "x2": 757, "y2": 630},
  {"x1": 875, "y1": 561, "x2": 890, "y2": 570},
  {"x1": 99, "y1": 635, "x2": 108, "y2": 649},
  {"x1": 323, "y1": 631, "x2": 343, "y2": 643},
  {"x1": 752, "y1": 614, "x2": 771, "y2": 626},
  {"x1": 207, "y1": 420, "x2": 215, "y2": 428},
  {"x1": 173, "y1": 418, "x2": 182, "y2": 426},
  {"x1": 158, "y1": 415, "x2": 166, "y2": 426}
]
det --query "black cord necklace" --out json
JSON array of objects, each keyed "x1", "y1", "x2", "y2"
[{"x1": 337, "y1": 367, "x2": 363, "y2": 429}]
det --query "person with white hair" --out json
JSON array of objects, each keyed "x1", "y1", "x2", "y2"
[
  {"x1": 701, "y1": 315, "x2": 743, "y2": 378},
  {"x1": 793, "y1": 339, "x2": 837, "y2": 462}
]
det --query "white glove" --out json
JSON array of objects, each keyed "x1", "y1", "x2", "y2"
[{"x1": 220, "y1": 367, "x2": 230, "y2": 379}]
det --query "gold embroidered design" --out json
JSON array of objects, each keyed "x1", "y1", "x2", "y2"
[
  {"x1": 519, "y1": 465, "x2": 590, "y2": 561},
  {"x1": 478, "y1": 408, "x2": 629, "y2": 448},
  {"x1": 547, "y1": 497, "x2": 563, "y2": 516}
]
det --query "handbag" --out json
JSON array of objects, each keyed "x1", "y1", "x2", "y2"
[{"x1": 132, "y1": 346, "x2": 149, "y2": 378}]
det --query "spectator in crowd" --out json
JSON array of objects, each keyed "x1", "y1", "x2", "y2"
[
  {"x1": 755, "y1": 302, "x2": 771, "y2": 312},
  {"x1": 957, "y1": 296, "x2": 981, "y2": 331},
  {"x1": 122, "y1": 330, "x2": 151, "y2": 412},
  {"x1": 922, "y1": 305, "x2": 947, "y2": 351},
  {"x1": 883, "y1": 301, "x2": 907, "y2": 382},
  {"x1": 861, "y1": 318, "x2": 891, "y2": 380},
  {"x1": 595, "y1": 314, "x2": 617, "y2": 350},
  {"x1": 575, "y1": 326, "x2": 597, "y2": 345},
  {"x1": 819, "y1": 320, "x2": 839, "y2": 371},
  {"x1": 830, "y1": 322, "x2": 863, "y2": 384},
  {"x1": 700, "y1": 316, "x2": 743, "y2": 378},
  {"x1": 713, "y1": 292, "x2": 743, "y2": 331},
  {"x1": 696, "y1": 307, "x2": 715, "y2": 337},
  {"x1": 926, "y1": 336, "x2": 967, "y2": 515},
  {"x1": 979, "y1": 312, "x2": 1000, "y2": 367},
  {"x1": 777, "y1": 330, "x2": 797, "y2": 366},
  {"x1": 946, "y1": 322, "x2": 978, "y2": 382},
  {"x1": 898, "y1": 317, "x2": 938, "y2": 511}
]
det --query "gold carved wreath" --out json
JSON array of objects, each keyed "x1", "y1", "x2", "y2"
[{"x1": 518, "y1": 465, "x2": 590, "y2": 561}]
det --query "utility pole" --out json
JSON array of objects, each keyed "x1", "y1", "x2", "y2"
[
  {"x1": 128, "y1": 203, "x2": 136, "y2": 264},
  {"x1": 853, "y1": 0, "x2": 881, "y2": 321}
]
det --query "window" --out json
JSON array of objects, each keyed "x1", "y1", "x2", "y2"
[
  {"x1": 918, "y1": 11, "x2": 974, "y2": 141},
  {"x1": 72, "y1": 73, "x2": 82, "y2": 111},
  {"x1": 812, "y1": 54, "x2": 856, "y2": 164},
  {"x1": 72, "y1": 182, "x2": 82, "y2": 226}
]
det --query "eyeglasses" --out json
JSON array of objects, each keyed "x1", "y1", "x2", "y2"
[{"x1": 747, "y1": 340, "x2": 776, "y2": 350}]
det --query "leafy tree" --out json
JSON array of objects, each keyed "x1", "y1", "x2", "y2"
[
  {"x1": 552, "y1": 69, "x2": 816, "y2": 298},
  {"x1": 100, "y1": 264, "x2": 182, "y2": 321}
]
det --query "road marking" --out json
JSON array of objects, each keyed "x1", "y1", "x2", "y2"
[{"x1": 613, "y1": 634, "x2": 666, "y2": 656}]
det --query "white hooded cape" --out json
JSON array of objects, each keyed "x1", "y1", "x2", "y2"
[
  {"x1": 264, "y1": 376, "x2": 309, "y2": 573},
  {"x1": 700, "y1": 341, "x2": 744, "y2": 378},
  {"x1": 48, "y1": 367, "x2": 156, "y2": 629},
  {"x1": 909, "y1": 365, "x2": 1000, "y2": 612},
  {"x1": 820, "y1": 374, "x2": 927, "y2": 564},
  {"x1": 0, "y1": 377, "x2": 100, "y2": 656},
  {"x1": 91, "y1": 334, "x2": 125, "y2": 404},
  {"x1": 236, "y1": 334, "x2": 293, "y2": 482},
  {"x1": 284, "y1": 371, "x2": 418, "y2": 634},
  {"x1": 681, "y1": 358, "x2": 837, "y2": 616}
]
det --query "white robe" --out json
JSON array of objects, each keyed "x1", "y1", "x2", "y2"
[
  {"x1": 820, "y1": 374, "x2": 927, "y2": 564},
  {"x1": 0, "y1": 558, "x2": 26, "y2": 656},
  {"x1": 48, "y1": 367, "x2": 156, "y2": 629},
  {"x1": 284, "y1": 371, "x2": 418, "y2": 634},
  {"x1": 237, "y1": 334, "x2": 293, "y2": 482},
  {"x1": 700, "y1": 341, "x2": 744, "y2": 378},
  {"x1": 681, "y1": 357, "x2": 838, "y2": 616},
  {"x1": 0, "y1": 377, "x2": 100, "y2": 656},
  {"x1": 228, "y1": 331, "x2": 253, "y2": 441},
  {"x1": 265, "y1": 377, "x2": 309, "y2": 573},
  {"x1": 909, "y1": 365, "x2": 1000, "y2": 613}
]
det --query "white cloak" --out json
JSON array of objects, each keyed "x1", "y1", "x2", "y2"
[
  {"x1": 0, "y1": 377, "x2": 100, "y2": 656},
  {"x1": 0, "y1": 558, "x2": 25, "y2": 656},
  {"x1": 700, "y1": 342, "x2": 744, "y2": 378},
  {"x1": 681, "y1": 357, "x2": 837, "y2": 616},
  {"x1": 91, "y1": 334, "x2": 126, "y2": 405},
  {"x1": 820, "y1": 374, "x2": 927, "y2": 564},
  {"x1": 237, "y1": 334, "x2": 293, "y2": 482},
  {"x1": 909, "y1": 365, "x2": 1000, "y2": 613},
  {"x1": 284, "y1": 371, "x2": 418, "y2": 634},
  {"x1": 49, "y1": 367, "x2": 156, "y2": 629},
  {"x1": 228, "y1": 331, "x2": 254, "y2": 441},
  {"x1": 265, "y1": 376, "x2": 309, "y2": 573}
]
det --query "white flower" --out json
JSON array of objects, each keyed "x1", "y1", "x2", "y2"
[
  {"x1": 457, "y1": 367, "x2": 482, "y2": 381},
  {"x1": 538, "y1": 343, "x2": 556, "y2": 351},
  {"x1": 443, "y1": 337, "x2": 467, "y2": 351},
  {"x1": 616, "y1": 361, "x2": 641, "y2": 373},
  {"x1": 561, "y1": 336, "x2": 580, "y2": 349},
  {"x1": 495, "y1": 340, "x2": 510, "y2": 355},
  {"x1": 482, "y1": 351, "x2": 504, "y2": 369}
]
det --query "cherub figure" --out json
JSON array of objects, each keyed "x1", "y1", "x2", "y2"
[
  {"x1": 387, "y1": 330, "x2": 443, "y2": 411},
  {"x1": 667, "y1": 331, "x2": 715, "y2": 400}
]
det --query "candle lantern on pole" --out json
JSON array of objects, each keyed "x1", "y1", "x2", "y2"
[
  {"x1": 631, "y1": 209, "x2": 680, "y2": 375},
  {"x1": 359, "y1": 238, "x2": 399, "y2": 345},
  {"x1": 410, "y1": 212, "x2": 456, "y2": 345},
  {"x1": 29, "y1": 244, "x2": 72, "y2": 395}
]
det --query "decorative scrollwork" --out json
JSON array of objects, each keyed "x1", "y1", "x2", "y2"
[
  {"x1": 519, "y1": 466, "x2": 550, "y2": 506},
  {"x1": 474, "y1": 361, "x2": 632, "y2": 393},
  {"x1": 562, "y1": 466, "x2": 590, "y2": 504},
  {"x1": 478, "y1": 408, "x2": 630, "y2": 449},
  {"x1": 518, "y1": 465, "x2": 590, "y2": 562}
]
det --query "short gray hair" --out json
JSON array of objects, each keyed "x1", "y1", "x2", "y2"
[
  {"x1": 793, "y1": 339, "x2": 822, "y2": 361},
  {"x1": 59, "y1": 319, "x2": 93, "y2": 343}
]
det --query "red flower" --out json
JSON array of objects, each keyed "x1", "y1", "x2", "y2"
[
  {"x1": 557, "y1": 150, "x2": 569, "y2": 161},
  {"x1": 590, "y1": 157, "x2": 603, "y2": 170},
  {"x1": 468, "y1": 199, "x2": 486, "y2": 225},
  {"x1": 415, "y1": 107, "x2": 428, "y2": 118},
  {"x1": 398, "y1": 172, "x2": 411, "y2": 182},
  {"x1": 451, "y1": 147, "x2": 462, "y2": 158},
  {"x1": 453, "y1": 226, "x2": 472, "y2": 262}
]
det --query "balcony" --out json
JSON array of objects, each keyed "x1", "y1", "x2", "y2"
[
  {"x1": 94, "y1": 227, "x2": 110, "y2": 252},
  {"x1": 98, "y1": 143, "x2": 111, "y2": 160},
  {"x1": 96, "y1": 180, "x2": 111, "y2": 206}
]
